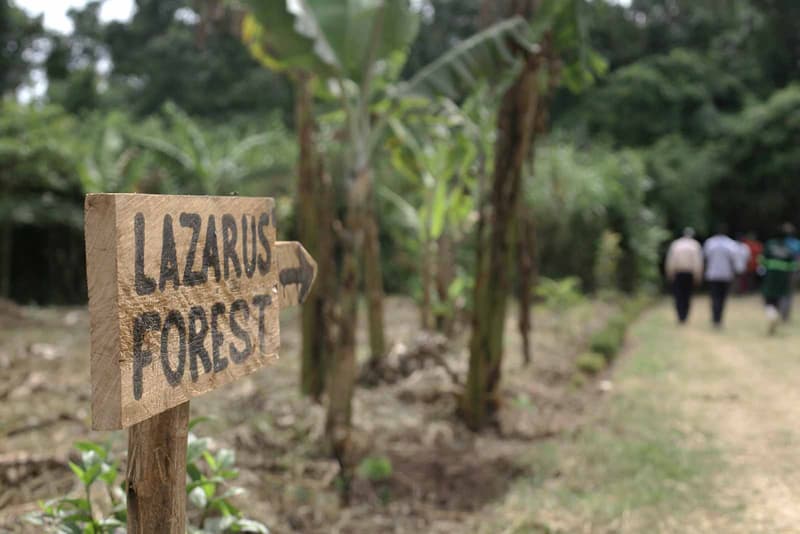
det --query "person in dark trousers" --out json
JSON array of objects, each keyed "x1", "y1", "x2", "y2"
[
  {"x1": 665, "y1": 228, "x2": 704, "y2": 323},
  {"x1": 778, "y1": 223, "x2": 800, "y2": 321},
  {"x1": 703, "y1": 225, "x2": 742, "y2": 328},
  {"x1": 761, "y1": 226, "x2": 799, "y2": 334}
]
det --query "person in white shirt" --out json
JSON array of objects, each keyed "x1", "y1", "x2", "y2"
[
  {"x1": 665, "y1": 228, "x2": 704, "y2": 324},
  {"x1": 703, "y1": 225, "x2": 743, "y2": 327}
]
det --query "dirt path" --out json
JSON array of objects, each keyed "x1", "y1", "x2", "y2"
[
  {"x1": 482, "y1": 295, "x2": 800, "y2": 533},
  {"x1": 675, "y1": 295, "x2": 800, "y2": 532}
]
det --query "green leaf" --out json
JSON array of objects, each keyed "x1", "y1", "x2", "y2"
[
  {"x1": 68, "y1": 461, "x2": 86, "y2": 483},
  {"x1": 189, "y1": 486, "x2": 208, "y2": 509},
  {"x1": 99, "y1": 461, "x2": 118, "y2": 486},
  {"x1": 188, "y1": 416, "x2": 212, "y2": 431},
  {"x1": 233, "y1": 518, "x2": 270, "y2": 533},
  {"x1": 82, "y1": 461, "x2": 103, "y2": 486},
  {"x1": 379, "y1": 185, "x2": 420, "y2": 231},
  {"x1": 356, "y1": 456, "x2": 393, "y2": 481},
  {"x1": 74, "y1": 441, "x2": 107, "y2": 460},
  {"x1": 58, "y1": 497, "x2": 90, "y2": 511},
  {"x1": 241, "y1": 2, "x2": 339, "y2": 75},
  {"x1": 202, "y1": 481, "x2": 217, "y2": 500},
  {"x1": 210, "y1": 497, "x2": 239, "y2": 517},
  {"x1": 187, "y1": 462, "x2": 204, "y2": 482},
  {"x1": 22, "y1": 511, "x2": 45, "y2": 526},
  {"x1": 202, "y1": 450, "x2": 218, "y2": 472},
  {"x1": 401, "y1": 17, "x2": 532, "y2": 100},
  {"x1": 218, "y1": 469, "x2": 240, "y2": 481},
  {"x1": 203, "y1": 515, "x2": 237, "y2": 533},
  {"x1": 244, "y1": 1, "x2": 419, "y2": 83},
  {"x1": 429, "y1": 179, "x2": 447, "y2": 240},
  {"x1": 216, "y1": 449, "x2": 236, "y2": 471},
  {"x1": 187, "y1": 433, "x2": 210, "y2": 463}
]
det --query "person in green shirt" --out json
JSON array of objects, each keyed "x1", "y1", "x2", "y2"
[{"x1": 760, "y1": 225, "x2": 798, "y2": 334}]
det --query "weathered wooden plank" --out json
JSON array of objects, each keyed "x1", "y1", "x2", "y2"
[
  {"x1": 126, "y1": 402, "x2": 189, "y2": 534},
  {"x1": 85, "y1": 194, "x2": 122, "y2": 430},
  {"x1": 85, "y1": 193, "x2": 281, "y2": 429}
]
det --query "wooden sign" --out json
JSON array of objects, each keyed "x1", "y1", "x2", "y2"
[{"x1": 85, "y1": 193, "x2": 316, "y2": 430}]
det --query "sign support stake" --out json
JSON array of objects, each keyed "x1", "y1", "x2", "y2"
[{"x1": 126, "y1": 401, "x2": 190, "y2": 534}]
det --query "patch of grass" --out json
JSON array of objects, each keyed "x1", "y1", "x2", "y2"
[
  {"x1": 484, "y1": 397, "x2": 723, "y2": 534},
  {"x1": 576, "y1": 352, "x2": 607, "y2": 375}
]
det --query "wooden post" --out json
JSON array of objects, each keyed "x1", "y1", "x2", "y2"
[
  {"x1": 126, "y1": 402, "x2": 190, "y2": 533},
  {"x1": 84, "y1": 194, "x2": 317, "y2": 532}
]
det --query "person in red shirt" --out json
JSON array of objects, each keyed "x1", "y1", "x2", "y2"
[{"x1": 740, "y1": 233, "x2": 763, "y2": 292}]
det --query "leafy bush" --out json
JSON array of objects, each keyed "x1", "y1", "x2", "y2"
[
  {"x1": 576, "y1": 352, "x2": 607, "y2": 375},
  {"x1": 530, "y1": 141, "x2": 668, "y2": 292},
  {"x1": 535, "y1": 277, "x2": 584, "y2": 312},
  {"x1": 25, "y1": 422, "x2": 268, "y2": 534},
  {"x1": 590, "y1": 316, "x2": 627, "y2": 361}
]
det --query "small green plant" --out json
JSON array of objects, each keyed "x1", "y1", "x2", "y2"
[
  {"x1": 25, "y1": 420, "x2": 268, "y2": 534},
  {"x1": 535, "y1": 276, "x2": 585, "y2": 312},
  {"x1": 24, "y1": 440, "x2": 126, "y2": 533},
  {"x1": 590, "y1": 312, "x2": 629, "y2": 361},
  {"x1": 576, "y1": 352, "x2": 607, "y2": 375},
  {"x1": 356, "y1": 456, "x2": 393, "y2": 482},
  {"x1": 594, "y1": 230, "x2": 622, "y2": 293},
  {"x1": 185, "y1": 421, "x2": 269, "y2": 534},
  {"x1": 536, "y1": 276, "x2": 586, "y2": 338}
]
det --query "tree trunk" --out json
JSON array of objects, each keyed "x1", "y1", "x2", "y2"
[
  {"x1": 420, "y1": 237, "x2": 434, "y2": 330},
  {"x1": 435, "y1": 234, "x2": 455, "y2": 334},
  {"x1": 326, "y1": 166, "x2": 371, "y2": 496},
  {"x1": 295, "y1": 74, "x2": 332, "y2": 401},
  {"x1": 517, "y1": 212, "x2": 536, "y2": 366},
  {"x1": 363, "y1": 196, "x2": 386, "y2": 362},
  {"x1": 461, "y1": 54, "x2": 541, "y2": 430}
]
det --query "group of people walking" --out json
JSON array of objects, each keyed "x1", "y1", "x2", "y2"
[{"x1": 664, "y1": 224, "x2": 800, "y2": 334}]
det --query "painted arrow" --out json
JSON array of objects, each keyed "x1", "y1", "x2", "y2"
[{"x1": 275, "y1": 241, "x2": 317, "y2": 308}]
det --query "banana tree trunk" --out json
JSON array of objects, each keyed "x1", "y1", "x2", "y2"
[
  {"x1": 295, "y1": 74, "x2": 331, "y2": 401},
  {"x1": 420, "y1": 237, "x2": 434, "y2": 330},
  {"x1": 326, "y1": 166, "x2": 372, "y2": 486},
  {"x1": 435, "y1": 234, "x2": 455, "y2": 335},
  {"x1": 363, "y1": 197, "x2": 386, "y2": 362},
  {"x1": 517, "y1": 212, "x2": 536, "y2": 366},
  {"x1": 461, "y1": 54, "x2": 541, "y2": 430}
]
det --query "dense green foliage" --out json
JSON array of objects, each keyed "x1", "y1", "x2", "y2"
[
  {"x1": 530, "y1": 142, "x2": 668, "y2": 290},
  {"x1": 564, "y1": 0, "x2": 800, "y2": 239},
  {"x1": 1, "y1": 0, "x2": 798, "y2": 303}
]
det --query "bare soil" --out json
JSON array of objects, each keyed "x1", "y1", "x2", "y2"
[{"x1": 0, "y1": 296, "x2": 615, "y2": 533}]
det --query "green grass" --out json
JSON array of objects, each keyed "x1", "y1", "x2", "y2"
[{"x1": 481, "y1": 303, "x2": 726, "y2": 533}]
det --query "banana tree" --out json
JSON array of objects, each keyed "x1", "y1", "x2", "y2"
[
  {"x1": 128, "y1": 102, "x2": 296, "y2": 195},
  {"x1": 241, "y1": 0, "x2": 543, "y2": 460},
  {"x1": 463, "y1": 0, "x2": 607, "y2": 430},
  {"x1": 384, "y1": 99, "x2": 480, "y2": 332}
]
